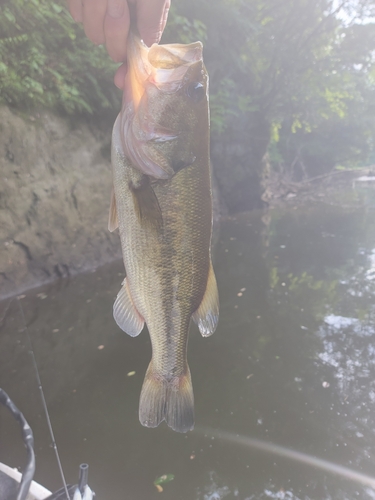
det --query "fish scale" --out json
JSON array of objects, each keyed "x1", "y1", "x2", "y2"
[{"x1": 110, "y1": 32, "x2": 219, "y2": 432}]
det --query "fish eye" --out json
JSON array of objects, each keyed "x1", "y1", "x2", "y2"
[{"x1": 186, "y1": 82, "x2": 205, "y2": 102}]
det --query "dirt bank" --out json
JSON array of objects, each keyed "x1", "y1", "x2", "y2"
[{"x1": 0, "y1": 106, "x2": 121, "y2": 299}]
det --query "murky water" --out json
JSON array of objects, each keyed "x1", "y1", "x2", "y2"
[{"x1": 1, "y1": 183, "x2": 375, "y2": 499}]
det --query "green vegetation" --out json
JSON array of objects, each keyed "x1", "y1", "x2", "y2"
[
  {"x1": 164, "y1": 0, "x2": 375, "y2": 210},
  {"x1": 1, "y1": 0, "x2": 375, "y2": 210},
  {"x1": 0, "y1": 0, "x2": 120, "y2": 114}
]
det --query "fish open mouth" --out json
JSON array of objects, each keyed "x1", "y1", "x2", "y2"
[
  {"x1": 126, "y1": 35, "x2": 204, "y2": 110},
  {"x1": 148, "y1": 42, "x2": 203, "y2": 92}
]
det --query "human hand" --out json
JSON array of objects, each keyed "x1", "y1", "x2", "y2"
[{"x1": 67, "y1": 0, "x2": 171, "y2": 89}]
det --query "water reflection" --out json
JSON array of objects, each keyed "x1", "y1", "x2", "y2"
[{"x1": 1, "y1": 185, "x2": 375, "y2": 499}]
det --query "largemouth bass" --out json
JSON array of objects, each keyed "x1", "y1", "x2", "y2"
[{"x1": 109, "y1": 32, "x2": 219, "y2": 433}]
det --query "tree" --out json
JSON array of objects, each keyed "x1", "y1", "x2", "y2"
[
  {"x1": 2, "y1": 0, "x2": 375, "y2": 211},
  {"x1": 165, "y1": 0, "x2": 375, "y2": 210}
]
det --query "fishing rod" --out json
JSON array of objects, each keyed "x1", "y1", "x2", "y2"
[
  {"x1": 17, "y1": 297, "x2": 71, "y2": 499},
  {"x1": 0, "y1": 388, "x2": 93, "y2": 500},
  {"x1": 0, "y1": 388, "x2": 35, "y2": 500},
  {"x1": 15, "y1": 297, "x2": 94, "y2": 500}
]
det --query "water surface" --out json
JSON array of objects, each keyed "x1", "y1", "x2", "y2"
[{"x1": 1, "y1": 184, "x2": 375, "y2": 499}]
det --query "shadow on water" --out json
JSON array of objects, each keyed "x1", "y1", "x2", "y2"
[{"x1": 1, "y1": 184, "x2": 375, "y2": 499}]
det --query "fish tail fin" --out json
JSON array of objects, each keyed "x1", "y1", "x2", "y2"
[{"x1": 139, "y1": 361, "x2": 194, "y2": 433}]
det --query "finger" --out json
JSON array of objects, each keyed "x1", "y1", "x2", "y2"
[
  {"x1": 104, "y1": 0, "x2": 130, "y2": 62},
  {"x1": 82, "y1": 0, "x2": 108, "y2": 45},
  {"x1": 160, "y1": 0, "x2": 170, "y2": 34},
  {"x1": 67, "y1": 0, "x2": 83, "y2": 22},
  {"x1": 136, "y1": 0, "x2": 171, "y2": 46},
  {"x1": 114, "y1": 63, "x2": 127, "y2": 90}
]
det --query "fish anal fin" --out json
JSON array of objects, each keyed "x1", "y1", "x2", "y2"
[
  {"x1": 113, "y1": 278, "x2": 144, "y2": 336},
  {"x1": 108, "y1": 187, "x2": 119, "y2": 232},
  {"x1": 139, "y1": 362, "x2": 194, "y2": 433},
  {"x1": 130, "y1": 177, "x2": 163, "y2": 231},
  {"x1": 192, "y1": 262, "x2": 219, "y2": 337}
]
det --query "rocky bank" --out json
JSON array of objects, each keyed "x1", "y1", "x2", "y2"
[{"x1": 0, "y1": 106, "x2": 121, "y2": 300}]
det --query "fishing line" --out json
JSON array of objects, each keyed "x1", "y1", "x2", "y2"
[
  {"x1": 197, "y1": 426, "x2": 375, "y2": 490},
  {"x1": 17, "y1": 297, "x2": 71, "y2": 500}
]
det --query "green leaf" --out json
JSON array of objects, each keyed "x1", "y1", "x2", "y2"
[{"x1": 153, "y1": 474, "x2": 175, "y2": 486}]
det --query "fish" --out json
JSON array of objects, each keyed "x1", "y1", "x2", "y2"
[{"x1": 109, "y1": 31, "x2": 219, "y2": 433}]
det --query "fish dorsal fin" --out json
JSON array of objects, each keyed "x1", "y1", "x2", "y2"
[
  {"x1": 130, "y1": 177, "x2": 163, "y2": 231},
  {"x1": 108, "y1": 187, "x2": 119, "y2": 232},
  {"x1": 192, "y1": 262, "x2": 219, "y2": 337},
  {"x1": 113, "y1": 278, "x2": 144, "y2": 336}
]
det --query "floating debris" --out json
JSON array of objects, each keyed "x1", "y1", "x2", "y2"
[
  {"x1": 237, "y1": 292, "x2": 243, "y2": 297},
  {"x1": 240, "y1": 288, "x2": 246, "y2": 292},
  {"x1": 36, "y1": 293, "x2": 48, "y2": 300},
  {"x1": 97, "y1": 345, "x2": 105, "y2": 350},
  {"x1": 246, "y1": 374, "x2": 253, "y2": 379},
  {"x1": 190, "y1": 454, "x2": 195, "y2": 460},
  {"x1": 52, "y1": 329, "x2": 59, "y2": 333},
  {"x1": 17, "y1": 294, "x2": 26, "y2": 300},
  {"x1": 127, "y1": 371, "x2": 136, "y2": 377},
  {"x1": 154, "y1": 474, "x2": 174, "y2": 492},
  {"x1": 322, "y1": 381, "x2": 330, "y2": 388}
]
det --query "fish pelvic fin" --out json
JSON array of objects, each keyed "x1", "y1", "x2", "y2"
[
  {"x1": 139, "y1": 362, "x2": 194, "y2": 433},
  {"x1": 192, "y1": 262, "x2": 219, "y2": 337},
  {"x1": 108, "y1": 187, "x2": 119, "y2": 232},
  {"x1": 129, "y1": 176, "x2": 163, "y2": 231},
  {"x1": 113, "y1": 278, "x2": 144, "y2": 336}
]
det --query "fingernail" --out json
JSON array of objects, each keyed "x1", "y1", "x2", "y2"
[{"x1": 108, "y1": 0, "x2": 125, "y2": 18}]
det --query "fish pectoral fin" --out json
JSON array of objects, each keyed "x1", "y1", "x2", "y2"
[
  {"x1": 113, "y1": 278, "x2": 144, "y2": 336},
  {"x1": 139, "y1": 362, "x2": 194, "y2": 433},
  {"x1": 130, "y1": 177, "x2": 163, "y2": 231},
  {"x1": 108, "y1": 187, "x2": 119, "y2": 232},
  {"x1": 192, "y1": 262, "x2": 219, "y2": 337}
]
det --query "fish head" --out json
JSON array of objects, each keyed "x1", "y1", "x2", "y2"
[{"x1": 121, "y1": 35, "x2": 209, "y2": 179}]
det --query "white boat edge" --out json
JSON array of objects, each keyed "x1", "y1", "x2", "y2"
[{"x1": 0, "y1": 462, "x2": 52, "y2": 499}]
